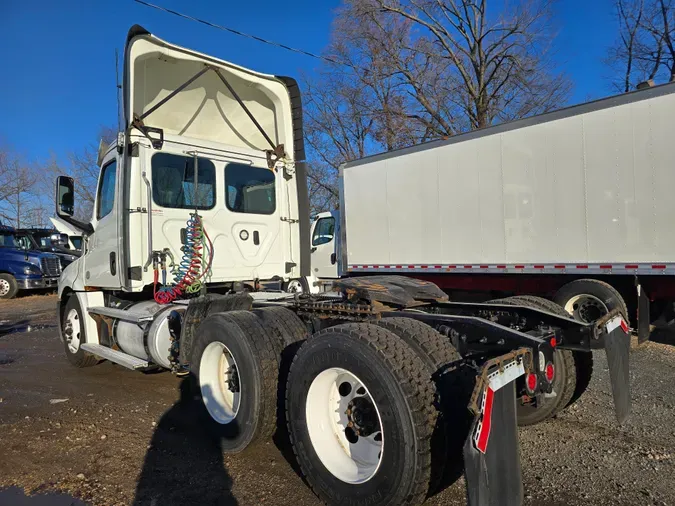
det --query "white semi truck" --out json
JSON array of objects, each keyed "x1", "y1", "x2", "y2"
[
  {"x1": 309, "y1": 81, "x2": 675, "y2": 343},
  {"x1": 55, "y1": 25, "x2": 632, "y2": 506}
]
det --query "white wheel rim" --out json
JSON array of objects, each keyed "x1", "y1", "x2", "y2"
[
  {"x1": 65, "y1": 308, "x2": 81, "y2": 353},
  {"x1": 287, "y1": 280, "x2": 304, "y2": 293},
  {"x1": 0, "y1": 279, "x2": 10, "y2": 297},
  {"x1": 564, "y1": 294, "x2": 609, "y2": 323},
  {"x1": 199, "y1": 342, "x2": 241, "y2": 424},
  {"x1": 306, "y1": 368, "x2": 384, "y2": 484}
]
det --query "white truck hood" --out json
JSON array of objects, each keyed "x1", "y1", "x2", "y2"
[{"x1": 124, "y1": 25, "x2": 299, "y2": 158}]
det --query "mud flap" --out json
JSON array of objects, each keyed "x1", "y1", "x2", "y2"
[
  {"x1": 464, "y1": 356, "x2": 525, "y2": 506},
  {"x1": 604, "y1": 316, "x2": 631, "y2": 424},
  {"x1": 637, "y1": 284, "x2": 650, "y2": 345}
]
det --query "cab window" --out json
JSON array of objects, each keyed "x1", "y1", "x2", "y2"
[
  {"x1": 97, "y1": 161, "x2": 117, "y2": 219},
  {"x1": 225, "y1": 164, "x2": 276, "y2": 215},
  {"x1": 312, "y1": 217, "x2": 335, "y2": 246},
  {"x1": 152, "y1": 153, "x2": 216, "y2": 210}
]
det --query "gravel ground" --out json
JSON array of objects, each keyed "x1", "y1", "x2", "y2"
[{"x1": 0, "y1": 294, "x2": 674, "y2": 506}]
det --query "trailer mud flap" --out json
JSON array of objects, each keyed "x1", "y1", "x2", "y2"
[
  {"x1": 604, "y1": 315, "x2": 631, "y2": 424},
  {"x1": 464, "y1": 354, "x2": 527, "y2": 506}
]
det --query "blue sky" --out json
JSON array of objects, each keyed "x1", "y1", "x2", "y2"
[{"x1": 1, "y1": 0, "x2": 619, "y2": 162}]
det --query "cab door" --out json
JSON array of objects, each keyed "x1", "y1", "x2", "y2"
[
  {"x1": 310, "y1": 212, "x2": 339, "y2": 279},
  {"x1": 84, "y1": 151, "x2": 121, "y2": 288}
]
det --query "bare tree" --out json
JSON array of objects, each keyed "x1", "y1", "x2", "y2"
[
  {"x1": 0, "y1": 147, "x2": 38, "y2": 227},
  {"x1": 608, "y1": 0, "x2": 675, "y2": 91},
  {"x1": 304, "y1": 0, "x2": 571, "y2": 210},
  {"x1": 39, "y1": 126, "x2": 117, "y2": 221}
]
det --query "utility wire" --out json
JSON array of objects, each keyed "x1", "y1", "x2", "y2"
[{"x1": 134, "y1": 0, "x2": 351, "y2": 69}]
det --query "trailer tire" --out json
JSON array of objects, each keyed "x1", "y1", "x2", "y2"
[
  {"x1": 554, "y1": 279, "x2": 629, "y2": 325},
  {"x1": 61, "y1": 296, "x2": 99, "y2": 368},
  {"x1": 0, "y1": 273, "x2": 18, "y2": 300},
  {"x1": 286, "y1": 323, "x2": 436, "y2": 506},
  {"x1": 191, "y1": 311, "x2": 280, "y2": 453},
  {"x1": 375, "y1": 317, "x2": 474, "y2": 492},
  {"x1": 489, "y1": 296, "x2": 577, "y2": 425}
]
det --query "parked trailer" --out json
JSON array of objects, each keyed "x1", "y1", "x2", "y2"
[
  {"x1": 54, "y1": 26, "x2": 632, "y2": 506},
  {"x1": 307, "y1": 82, "x2": 675, "y2": 341}
]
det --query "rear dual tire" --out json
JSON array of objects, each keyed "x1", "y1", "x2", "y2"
[
  {"x1": 191, "y1": 307, "x2": 307, "y2": 453},
  {"x1": 286, "y1": 323, "x2": 437, "y2": 505}
]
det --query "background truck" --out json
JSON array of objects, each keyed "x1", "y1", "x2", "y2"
[
  {"x1": 308, "y1": 81, "x2": 675, "y2": 341},
  {"x1": 0, "y1": 225, "x2": 61, "y2": 299},
  {"x1": 15, "y1": 227, "x2": 80, "y2": 269},
  {"x1": 53, "y1": 25, "x2": 632, "y2": 506}
]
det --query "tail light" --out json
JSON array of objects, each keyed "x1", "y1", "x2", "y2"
[
  {"x1": 545, "y1": 362, "x2": 555, "y2": 383},
  {"x1": 525, "y1": 373, "x2": 538, "y2": 393}
]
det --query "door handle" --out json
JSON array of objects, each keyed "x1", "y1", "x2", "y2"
[
  {"x1": 109, "y1": 252, "x2": 117, "y2": 276},
  {"x1": 311, "y1": 247, "x2": 317, "y2": 253},
  {"x1": 253, "y1": 231, "x2": 260, "y2": 245}
]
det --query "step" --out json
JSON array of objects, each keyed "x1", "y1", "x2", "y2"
[
  {"x1": 80, "y1": 343, "x2": 149, "y2": 370},
  {"x1": 87, "y1": 306, "x2": 155, "y2": 323}
]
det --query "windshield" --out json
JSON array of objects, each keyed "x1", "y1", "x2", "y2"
[
  {"x1": 0, "y1": 232, "x2": 21, "y2": 248},
  {"x1": 32, "y1": 233, "x2": 54, "y2": 249}
]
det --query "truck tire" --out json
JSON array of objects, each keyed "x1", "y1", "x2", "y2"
[
  {"x1": 0, "y1": 273, "x2": 18, "y2": 299},
  {"x1": 286, "y1": 323, "x2": 436, "y2": 505},
  {"x1": 554, "y1": 279, "x2": 629, "y2": 325},
  {"x1": 61, "y1": 296, "x2": 99, "y2": 368},
  {"x1": 375, "y1": 317, "x2": 474, "y2": 492},
  {"x1": 489, "y1": 296, "x2": 576, "y2": 426},
  {"x1": 191, "y1": 311, "x2": 280, "y2": 453}
]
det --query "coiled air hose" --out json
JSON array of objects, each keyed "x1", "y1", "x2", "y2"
[{"x1": 153, "y1": 213, "x2": 214, "y2": 304}]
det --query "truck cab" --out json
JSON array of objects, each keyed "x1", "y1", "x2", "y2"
[
  {"x1": 309, "y1": 210, "x2": 340, "y2": 280},
  {"x1": 0, "y1": 225, "x2": 61, "y2": 299},
  {"x1": 15, "y1": 228, "x2": 80, "y2": 269}
]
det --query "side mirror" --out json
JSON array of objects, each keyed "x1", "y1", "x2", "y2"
[
  {"x1": 56, "y1": 176, "x2": 75, "y2": 218},
  {"x1": 50, "y1": 233, "x2": 69, "y2": 247}
]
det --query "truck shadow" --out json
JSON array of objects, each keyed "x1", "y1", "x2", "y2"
[{"x1": 133, "y1": 375, "x2": 238, "y2": 506}]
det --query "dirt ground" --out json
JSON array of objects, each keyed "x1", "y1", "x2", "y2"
[{"x1": 1, "y1": 294, "x2": 674, "y2": 506}]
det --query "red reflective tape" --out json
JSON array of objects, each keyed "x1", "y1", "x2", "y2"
[
  {"x1": 464, "y1": 265, "x2": 473, "y2": 269},
  {"x1": 652, "y1": 264, "x2": 667, "y2": 269},
  {"x1": 497, "y1": 265, "x2": 506, "y2": 269},
  {"x1": 600, "y1": 264, "x2": 612, "y2": 269},
  {"x1": 620, "y1": 319, "x2": 629, "y2": 333},
  {"x1": 373, "y1": 265, "x2": 379, "y2": 268},
  {"x1": 420, "y1": 265, "x2": 429, "y2": 269},
  {"x1": 554, "y1": 265, "x2": 565, "y2": 269},
  {"x1": 434, "y1": 265, "x2": 442, "y2": 269},
  {"x1": 476, "y1": 387, "x2": 494, "y2": 454},
  {"x1": 515, "y1": 265, "x2": 525, "y2": 269},
  {"x1": 447, "y1": 265, "x2": 457, "y2": 269},
  {"x1": 534, "y1": 265, "x2": 545, "y2": 269},
  {"x1": 395, "y1": 265, "x2": 403, "y2": 269},
  {"x1": 576, "y1": 265, "x2": 588, "y2": 269},
  {"x1": 480, "y1": 265, "x2": 489, "y2": 269},
  {"x1": 407, "y1": 265, "x2": 415, "y2": 269},
  {"x1": 625, "y1": 264, "x2": 639, "y2": 269}
]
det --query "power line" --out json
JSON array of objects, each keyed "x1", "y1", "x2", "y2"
[{"x1": 134, "y1": 0, "x2": 350, "y2": 68}]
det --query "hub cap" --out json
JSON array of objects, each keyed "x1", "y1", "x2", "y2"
[
  {"x1": 286, "y1": 280, "x2": 304, "y2": 294},
  {"x1": 64, "y1": 308, "x2": 81, "y2": 354},
  {"x1": 199, "y1": 342, "x2": 241, "y2": 424},
  {"x1": 564, "y1": 294, "x2": 609, "y2": 323},
  {"x1": 306, "y1": 368, "x2": 383, "y2": 484},
  {"x1": 0, "y1": 279, "x2": 10, "y2": 297}
]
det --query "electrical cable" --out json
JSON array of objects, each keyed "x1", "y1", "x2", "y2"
[{"x1": 134, "y1": 0, "x2": 357, "y2": 70}]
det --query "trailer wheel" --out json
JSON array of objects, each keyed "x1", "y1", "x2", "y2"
[
  {"x1": 489, "y1": 296, "x2": 577, "y2": 426},
  {"x1": 554, "y1": 279, "x2": 629, "y2": 325},
  {"x1": 191, "y1": 311, "x2": 279, "y2": 452},
  {"x1": 0, "y1": 274, "x2": 18, "y2": 299},
  {"x1": 286, "y1": 323, "x2": 436, "y2": 505},
  {"x1": 61, "y1": 296, "x2": 99, "y2": 368},
  {"x1": 375, "y1": 317, "x2": 474, "y2": 492}
]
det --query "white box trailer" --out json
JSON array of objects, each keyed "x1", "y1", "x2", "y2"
[{"x1": 310, "y1": 82, "x2": 675, "y2": 337}]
